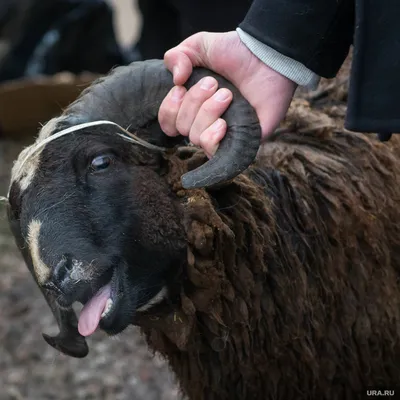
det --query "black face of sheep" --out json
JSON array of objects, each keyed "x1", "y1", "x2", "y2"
[
  {"x1": 7, "y1": 126, "x2": 190, "y2": 355},
  {"x1": 5, "y1": 59, "x2": 261, "y2": 358}
]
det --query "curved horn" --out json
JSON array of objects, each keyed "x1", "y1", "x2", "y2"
[
  {"x1": 66, "y1": 59, "x2": 261, "y2": 188},
  {"x1": 41, "y1": 294, "x2": 88, "y2": 358},
  {"x1": 181, "y1": 69, "x2": 261, "y2": 188},
  {"x1": 7, "y1": 208, "x2": 88, "y2": 358}
]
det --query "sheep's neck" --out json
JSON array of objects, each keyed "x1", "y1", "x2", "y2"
[{"x1": 138, "y1": 153, "x2": 280, "y2": 399}]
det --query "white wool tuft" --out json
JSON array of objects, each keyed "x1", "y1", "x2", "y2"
[{"x1": 27, "y1": 219, "x2": 50, "y2": 285}]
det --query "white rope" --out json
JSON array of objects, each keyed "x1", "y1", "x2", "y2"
[{"x1": 2, "y1": 120, "x2": 169, "y2": 203}]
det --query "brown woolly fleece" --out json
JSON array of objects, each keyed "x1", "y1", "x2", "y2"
[{"x1": 136, "y1": 94, "x2": 400, "y2": 400}]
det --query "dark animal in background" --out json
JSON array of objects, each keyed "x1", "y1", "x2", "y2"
[
  {"x1": 5, "y1": 59, "x2": 400, "y2": 400},
  {"x1": 136, "y1": 0, "x2": 252, "y2": 59},
  {"x1": 0, "y1": 0, "x2": 134, "y2": 83},
  {"x1": 0, "y1": 0, "x2": 251, "y2": 82}
]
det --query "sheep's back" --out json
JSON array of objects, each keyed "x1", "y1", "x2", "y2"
[
  {"x1": 237, "y1": 128, "x2": 400, "y2": 396},
  {"x1": 255, "y1": 128, "x2": 400, "y2": 251}
]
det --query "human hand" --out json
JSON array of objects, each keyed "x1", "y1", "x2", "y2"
[{"x1": 158, "y1": 31, "x2": 297, "y2": 157}]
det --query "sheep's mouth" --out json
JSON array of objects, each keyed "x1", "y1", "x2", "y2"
[
  {"x1": 76, "y1": 264, "x2": 167, "y2": 337},
  {"x1": 77, "y1": 265, "x2": 119, "y2": 336}
]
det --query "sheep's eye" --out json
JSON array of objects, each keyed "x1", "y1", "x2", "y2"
[{"x1": 90, "y1": 155, "x2": 113, "y2": 172}]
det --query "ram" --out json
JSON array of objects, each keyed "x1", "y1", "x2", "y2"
[{"x1": 4, "y1": 60, "x2": 400, "y2": 400}]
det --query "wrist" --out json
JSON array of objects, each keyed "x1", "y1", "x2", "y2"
[
  {"x1": 236, "y1": 28, "x2": 320, "y2": 90},
  {"x1": 229, "y1": 45, "x2": 296, "y2": 139}
]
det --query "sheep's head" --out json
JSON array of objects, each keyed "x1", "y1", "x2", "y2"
[{"x1": 5, "y1": 60, "x2": 261, "y2": 358}]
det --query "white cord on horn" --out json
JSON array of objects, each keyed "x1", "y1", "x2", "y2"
[{"x1": 12, "y1": 120, "x2": 169, "y2": 186}]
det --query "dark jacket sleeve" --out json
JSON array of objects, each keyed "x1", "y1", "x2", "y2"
[
  {"x1": 238, "y1": 0, "x2": 355, "y2": 78},
  {"x1": 345, "y1": 0, "x2": 400, "y2": 133}
]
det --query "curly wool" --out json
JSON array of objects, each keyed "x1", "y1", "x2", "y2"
[{"x1": 136, "y1": 95, "x2": 400, "y2": 400}]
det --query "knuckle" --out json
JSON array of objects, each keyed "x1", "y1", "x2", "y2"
[{"x1": 164, "y1": 47, "x2": 179, "y2": 61}]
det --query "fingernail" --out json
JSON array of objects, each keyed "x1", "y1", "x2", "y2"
[
  {"x1": 214, "y1": 89, "x2": 231, "y2": 102},
  {"x1": 200, "y1": 77, "x2": 216, "y2": 90},
  {"x1": 173, "y1": 66, "x2": 179, "y2": 78},
  {"x1": 172, "y1": 86, "x2": 184, "y2": 102}
]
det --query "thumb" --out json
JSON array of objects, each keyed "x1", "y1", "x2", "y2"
[{"x1": 164, "y1": 32, "x2": 211, "y2": 86}]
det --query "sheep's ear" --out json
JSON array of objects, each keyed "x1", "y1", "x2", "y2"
[{"x1": 7, "y1": 212, "x2": 89, "y2": 358}]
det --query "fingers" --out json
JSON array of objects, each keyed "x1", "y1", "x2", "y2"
[
  {"x1": 188, "y1": 88, "x2": 232, "y2": 145},
  {"x1": 199, "y1": 118, "x2": 227, "y2": 158},
  {"x1": 160, "y1": 31, "x2": 234, "y2": 156},
  {"x1": 158, "y1": 86, "x2": 187, "y2": 136},
  {"x1": 159, "y1": 77, "x2": 217, "y2": 137},
  {"x1": 164, "y1": 32, "x2": 208, "y2": 85},
  {"x1": 175, "y1": 76, "x2": 218, "y2": 136},
  {"x1": 159, "y1": 75, "x2": 232, "y2": 140},
  {"x1": 164, "y1": 50, "x2": 194, "y2": 86}
]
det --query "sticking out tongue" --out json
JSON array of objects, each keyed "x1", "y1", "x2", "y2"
[{"x1": 78, "y1": 283, "x2": 112, "y2": 337}]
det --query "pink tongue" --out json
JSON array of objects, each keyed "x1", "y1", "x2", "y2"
[{"x1": 78, "y1": 283, "x2": 112, "y2": 337}]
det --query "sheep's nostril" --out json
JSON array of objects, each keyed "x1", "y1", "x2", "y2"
[{"x1": 52, "y1": 255, "x2": 73, "y2": 285}]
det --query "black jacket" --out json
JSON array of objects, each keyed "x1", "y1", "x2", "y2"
[{"x1": 239, "y1": 0, "x2": 400, "y2": 136}]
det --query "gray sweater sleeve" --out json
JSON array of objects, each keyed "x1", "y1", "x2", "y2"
[{"x1": 236, "y1": 28, "x2": 320, "y2": 90}]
